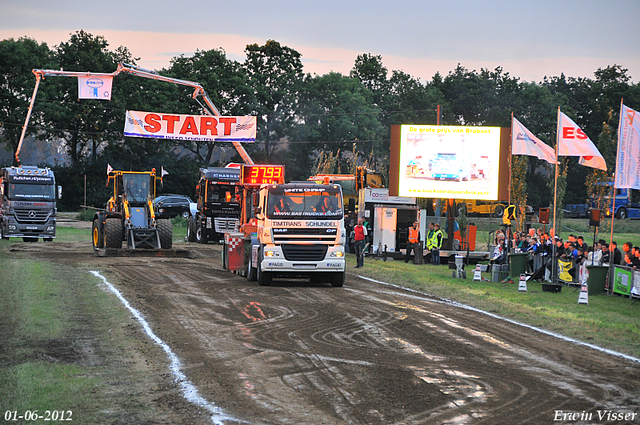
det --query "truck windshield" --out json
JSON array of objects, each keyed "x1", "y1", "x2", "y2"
[
  {"x1": 9, "y1": 183, "x2": 55, "y2": 200},
  {"x1": 123, "y1": 174, "x2": 151, "y2": 204},
  {"x1": 207, "y1": 182, "x2": 240, "y2": 204},
  {"x1": 267, "y1": 188, "x2": 343, "y2": 219}
]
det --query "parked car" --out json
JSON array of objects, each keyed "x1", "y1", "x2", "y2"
[{"x1": 152, "y1": 195, "x2": 197, "y2": 219}]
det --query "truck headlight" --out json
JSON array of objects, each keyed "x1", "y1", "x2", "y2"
[
  {"x1": 264, "y1": 250, "x2": 279, "y2": 257},
  {"x1": 330, "y1": 251, "x2": 344, "y2": 258}
]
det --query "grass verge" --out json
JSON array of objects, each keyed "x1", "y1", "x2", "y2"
[{"x1": 0, "y1": 237, "x2": 174, "y2": 423}]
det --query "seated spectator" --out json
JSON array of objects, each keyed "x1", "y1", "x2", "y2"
[{"x1": 491, "y1": 237, "x2": 507, "y2": 265}]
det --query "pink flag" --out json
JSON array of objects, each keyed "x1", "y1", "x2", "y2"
[
  {"x1": 512, "y1": 116, "x2": 557, "y2": 164},
  {"x1": 557, "y1": 111, "x2": 607, "y2": 170}
]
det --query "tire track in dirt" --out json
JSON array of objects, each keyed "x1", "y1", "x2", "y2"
[{"x1": 22, "y1": 240, "x2": 640, "y2": 424}]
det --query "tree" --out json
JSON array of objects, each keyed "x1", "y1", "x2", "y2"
[
  {"x1": 292, "y1": 72, "x2": 384, "y2": 181},
  {"x1": 44, "y1": 30, "x2": 137, "y2": 165},
  {"x1": 244, "y1": 40, "x2": 304, "y2": 159},
  {"x1": 165, "y1": 48, "x2": 255, "y2": 165},
  {"x1": 0, "y1": 37, "x2": 55, "y2": 160}
]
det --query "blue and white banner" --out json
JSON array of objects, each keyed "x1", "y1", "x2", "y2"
[
  {"x1": 78, "y1": 75, "x2": 113, "y2": 100},
  {"x1": 512, "y1": 116, "x2": 557, "y2": 164},
  {"x1": 124, "y1": 110, "x2": 256, "y2": 142},
  {"x1": 615, "y1": 104, "x2": 640, "y2": 189}
]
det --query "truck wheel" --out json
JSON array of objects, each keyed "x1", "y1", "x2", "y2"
[
  {"x1": 257, "y1": 249, "x2": 271, "y2": 286},
  {"x1": 157, "y1": 219, "x2": 173, "y2": 249},
  {"x1": 181, "y1": 210, "x2": 190, "y2": 219},
  {"x1": 22, "y1": 237, "x2": 38, "y2": 242},
  {"x1": 187, "y1": 217, "x2": 197, "y2": 242},
  {"x1": 247, "y1": 251, "x2": 257, "y2": 282},
  {"x1": 493, "y1": 204, "x2": 505, "y2": 218},
  {"x1": 330, "y1": 272, "x2": 345, "y2": 287},
  {"x1": 92, "y1": 218, "x2": 104, "y2": 250},
  {"x1": 616, "y1": 208, "x2": 627, "y2": 220},
  {"x1": 196, "y1": 222, "x2": 208, "y2": 244},
  {"x1": 105, "y1": 218, "x2": 123, "y2": 249}
]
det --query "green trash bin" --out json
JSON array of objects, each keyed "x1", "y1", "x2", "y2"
[
  {"x1": 508, "y1": 252, "x2": 529, "y2": 279},
  {"x1": 587, "y1": 265, "x2": 608, "y2": 295}
]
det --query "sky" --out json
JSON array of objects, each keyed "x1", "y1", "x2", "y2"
[{"x1": 1, "y1": 0, "x2": 639, "y2": 84}]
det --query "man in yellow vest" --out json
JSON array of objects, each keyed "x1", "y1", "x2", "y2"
[
  {"x1": 405, "y1": 221, "x2": 421, "y2": 263},
  {"x1": 431, "y1": 223, "x2": 444, "y2": 265}
]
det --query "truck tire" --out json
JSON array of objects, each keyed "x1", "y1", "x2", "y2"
[
  {"x1": 92, "y1": 218, "x2": 104, "y2": 250},
  {"x1": 22, "y1": 237, "x2": 38, "y2": 242},
  {"x1": 196, "y1": 221, "x2": 208, "y2": 244},
  {"x1": 330, "y1": 272, "x2": 345, "y2": 287},
  {"x1": 157, "y1": 219, "x2": 173, "y2": 249},
  {"x1": 105, "y1": 218, "x2": 123, "y2": 249},
  {"x1": 187, "y1": 217, "x2": 197, "y2": 242},
  {"x1": 616, "y1": 208, "x2": 627, "y2": 220},
  {"x1": 493, "y1": 204, "x2": 505, "y2": 218},
  {"x1": 257, "y1": 249, "x2": 271, "y2": 286},
  {"x1": 246, "y1": 248, "x2": 257, "y2": 282}
]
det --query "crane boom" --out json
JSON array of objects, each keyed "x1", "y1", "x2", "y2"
[{"x1": 15, "y1": 63, "x2": 254, "y2": 165}]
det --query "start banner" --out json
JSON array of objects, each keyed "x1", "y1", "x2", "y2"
[{"x1": 124, "y1": 110, "x2": 256, "y2": 142}]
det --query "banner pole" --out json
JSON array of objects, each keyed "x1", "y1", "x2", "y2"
[{"x1": 552, "y1": 107, "x2": 560, "y2": 284}]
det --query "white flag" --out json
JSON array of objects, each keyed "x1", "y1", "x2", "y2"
[
  {"x1": 78, "y1": 75, "x2": 113, "y2": 100},
  {"x1": 161, "y1": 166, "x2": 169, "y2": 177},
  {"x1": 106, "y1": 163, "x2": 113, "y2": 176},
  {"x1": 557, "y1": 110, "x2": 607, "y2": 171},
  {"x1": 512, "y1": 116, "x2": 557, "y2": 164},
  {"x1": 615, "y1": 104, "x2": 640, "y2": 189}
]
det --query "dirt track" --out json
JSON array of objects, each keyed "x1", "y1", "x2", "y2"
[{"x1": 10, "y1": 229, "x2": 640, "y2": 424}]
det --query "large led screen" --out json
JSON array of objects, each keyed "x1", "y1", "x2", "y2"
[{"x1": 398, "y1": 125, "x2": 501, "y2": 200}]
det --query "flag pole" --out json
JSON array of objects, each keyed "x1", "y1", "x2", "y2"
[
  {"x1": 606, "y1": 98, "x2": 624, "y2": 292},
  {"x1": 552, "y1": 107, "x2": 561, "y2": 284}
]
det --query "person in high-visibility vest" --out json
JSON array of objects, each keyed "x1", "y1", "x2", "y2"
[
  {"x1": 405, "y1": 221, "x2": 421, "y2": 263},
  {"x1": 431, "y1": 223, "x2": 444, "y2": 265}
]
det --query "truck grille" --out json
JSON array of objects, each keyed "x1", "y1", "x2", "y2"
[
  {"x1": 14, "y1": 209, "x2": 51, "y2": 224},
  {"x1": 272, "y1": 228, "x2": 337, "y2": 243},
  {"x1": 214, "y1": 218, "x2": 239, "y2": 233},
  {"x1": 281, "y1": 244, "x2": 328, "y2": 261}
]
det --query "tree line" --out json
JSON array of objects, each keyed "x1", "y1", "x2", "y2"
[{"x1": 0, "y1": 30, "x2": 638, "y2": 212}]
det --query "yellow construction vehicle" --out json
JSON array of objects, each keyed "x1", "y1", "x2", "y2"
[{"x1": 92, "y1": 169, "x2": 175, "y2": 254}]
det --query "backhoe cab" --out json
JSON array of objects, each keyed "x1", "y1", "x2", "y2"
[{"x1": 92, "y1": 169, "x2": 173, "y2": 254}]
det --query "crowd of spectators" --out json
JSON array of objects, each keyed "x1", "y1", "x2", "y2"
[{"x1": 490, "y1": 227, "x2": 640, "y2": 282}]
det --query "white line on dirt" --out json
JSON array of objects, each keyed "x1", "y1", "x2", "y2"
[
  {"x1": 356, "y1": 274, "x2": 640, "y2": 364},
  {"x1": 90, "y1": 271, "x2": 248, "y2": 425}
]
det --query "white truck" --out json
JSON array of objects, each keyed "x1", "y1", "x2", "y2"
[{"x1": 223, "y1": 165, "x2": 346, "y2": 287}]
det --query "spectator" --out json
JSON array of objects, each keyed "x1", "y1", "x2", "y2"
[
  {"x1": 622, "y1": 242, "x2": 633, "y2": 266},
  {"x1": 610, "y1": 241, "x2": 622, "y2": 265},
  {"x1": 491, "y1": 237, "x2": 507, "y2": 265},
  {"x1": 577, "y1": 236, "x2": 588, "y2": 252},
  {"x1": 405, "y1": 221, "x2": 420, "y2": 263},
  {"x1": 431, "y1": 223, "x2": 444, "y2": 265},
  {"x1": 353, "y1": 218, "x2": 367, "y2": 269}
]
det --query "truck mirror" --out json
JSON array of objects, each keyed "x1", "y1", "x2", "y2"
[
  {"x1": 58, "y1": 186, "x2": 62, "y2": 199},
  {"x1": 254, "y1": 206, "x2": 261, "y2": 215}
]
